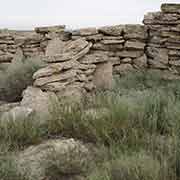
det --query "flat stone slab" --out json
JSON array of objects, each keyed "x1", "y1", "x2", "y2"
[{"x1": 98, "y1": 25, "x2": 124, "y2": 36}]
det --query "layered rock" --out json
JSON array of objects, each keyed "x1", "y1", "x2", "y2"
[
  {"x1": 33, "y1": 38, "x2": 95, "y2": 100},
  {"x1": 144, "y1": 3, "x2": 180, "y2": 74}
]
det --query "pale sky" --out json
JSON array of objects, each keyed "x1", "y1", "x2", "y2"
[{"x1": 0, "y1": 0, "x2": 180, "y2": 30}]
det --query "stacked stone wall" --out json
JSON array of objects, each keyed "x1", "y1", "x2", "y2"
[{"x1": 1, "y1": 3, "x2": 180, "y2": 97}]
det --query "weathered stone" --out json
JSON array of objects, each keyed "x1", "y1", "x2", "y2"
[
  {"x1": 161, "y1": 3, "x2": 180, "y2": 14},
  {"x1": 21, "y1": 86, "x2": 58, "y2": 122},
  {"x1": 121, "y1": 57, "x2": 132, "y2": 63},
  {"x1": 63, "y1": 39, "x2": 88, "y2": 53},
  {"x1": 0, "y1": 53, "x2": 14, "y2": 62},
  {"x1": 43, "y1": 42, "x2": 92, "y2": 62},
  {"x1": 84, "y1": 82, "x2": 95, "y2": 91},
  {"x1": 146, "y1": 47, "x2": 169, "y2": 65},
  {"x1": 169, "y1": 60, "x2": 180, "y2": 66},
  {"x1": 115, "y1": 50, "x2": 144, "y2": 58},
  {"x1": 0, "y1": 50, "x2": 5, "y2": 56},
  {"x1": 169, "y1": 50, "x2": 180, "y2": 57},
  {"x1": 33, "y1": 60, "x2": 77, "y2": 79},
  {"x1": 110, "y1": 57, "x2": 121, "y2": 65},
  {"x1": 34, "y1": 70, "x2": 77, "y2": 87},
  {"x1": 92, "y1": 43, "x2": 123, "y2": 51},
  {"x1": 72, "y1": 28, "x2": 98, "y2": 36},
  {"x1": 72, "y1": 42, "x2": 92, "y2": 61},
  {"x1": 143, "y1": 12, "x2": 180, "y2": 25},
  {"x1": 40, "y1": 82, "x2": 70, "y2": 92},
  {"x1": 125, "y1": 41, "x2": 145, "y2": 50},
  {"x1": 85, "y1": 34, "x2": 103, "y2": 41},
  {"x1": 98, "y1": 25, "x2": 124, "y2": 36},
  {"x1": 148, "y1": 59, "x2": 167, "y2": 69},
  {"x1": 113, "y1": 64, "x2": 134, "y2": 74},
  {"x1": 45, "y1": 38, "x2": 66, "y2": 56},
  {"x1": 0, "y1": 40, "x2": 14, "y2": 44},
  {"x1": 101, "y1": 39, "x2": 124, "y2": 44},
  {"x1": 133, "y1": 55, "x2": 147, "y2": 68},
  {"x1": 0, "y1": 44, "x2": 7, "y2": 50},
  {"x1": 79, "y1": 51, "x2": 109, "y2": 64},
  {"x1": 46, "y1": 31, "x2": 71, "y2": 41},
  {"x1": 93, "y1": 62, "x2": 113, "y2": 90},
  {"x1": 16, "y1": 139, "x2": 92, "y2": 180},
  {"x1": 102, "y1": 36, "x2": 124, "y2": 40},
  {"x1": 124, "y1": 25, "x2": 147, "y2": 40},
  {"x1": 35, "y1": 25, "x2": 65, "y2": 33},
  {"x1": 77, "y1": 63, "x2": 96, "y2": 70}
]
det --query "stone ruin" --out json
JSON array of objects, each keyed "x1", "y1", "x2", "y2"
[{"x1": 1, "y1": 3, "x2": 180, "y2": 100}]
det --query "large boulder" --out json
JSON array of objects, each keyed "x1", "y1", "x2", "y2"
[
  {"x1": 16, "y1": 138, "x2": 92, "y2": 180},
  {"x1": 20, "y1": 86, "x2": 58, "y2": 122}
]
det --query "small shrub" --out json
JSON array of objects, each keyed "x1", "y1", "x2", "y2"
[{"x1": 0, "y1": 57, "x2": 44, "y2": 102}]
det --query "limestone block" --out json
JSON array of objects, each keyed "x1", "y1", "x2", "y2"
[
  {"x1": 125, "y1": 40, "x2": 145, "y2": 50},
  {"x1": 93, "y1": 62, "x2": 113, "y2": 90},
  {"x1": 33, "y1": 60, "x2": 77, "y2": 79},
  {"x1": 79, "y1": 51, "x2": 109, "y2": 64},
  {"x1": 115, "y1": 50, "x2": 144, "y2": 58},
  {"x1": 113, "y1": 64, "x2": 134, "y2": 75},
  {"x1": 34, "y1": 70, "x2": 77, "y2": 87},
  {"x1": 146, "y1": 46, "x2": 169, "y2": 65},
  {"x1": 133, "y1": 54, "x2": 147, "y2": 68},
  {"x1": 98, "y1": 25, "x2": 124, "y2": 36},
  {"x1": 45, "y1": 38, "x2": 66, "y2": 56},
  {"x1": 121, "y1": 57, "x2": 132, "y2": 63},
  {"x1": 101, "y1": 39, "x2": 125, "y2": 44},
  {"x1": 124, "y1": 25, "x2": 147, "y2": 40},
  {"x1": 143, "y1": 12, "x2": 180, "y2": 25},
  {"x1": 92, "y1": 43, "x2": 123, "y2": 51}
]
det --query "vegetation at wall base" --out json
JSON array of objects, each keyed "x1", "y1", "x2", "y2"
[{"x1": 1, "y1": 71, "x2": 180, "y2": 179}]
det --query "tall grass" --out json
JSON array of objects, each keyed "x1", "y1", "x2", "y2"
[{"x1": 1, "y1": 71, "x2": 180, "y2": 179}]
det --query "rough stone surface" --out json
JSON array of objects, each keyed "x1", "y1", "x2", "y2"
[
  {"x1": 133, "y1": 55, "x2": 147, "y2": 68},
  {"x1": 16, "y1": 138, "x2": 92, "y2": 180},
  {"x1": 45, "y1": 38, "x2": 66, "y2": 56},
  {"x1": 93, "y1": 62, "x2": 113, "y2": 90},
  {"x1": 113, "y1": 64, "x2": 134, "y2": 75},
  {"x1": 161, "y1": 3, "x2": 180, "y2": 14},
  {"x1": 98, "y1": 25, "x2": 124, "y2": 36},
  {"x1": 20, "y1": 86, "x2": 58, "y2": 122}
]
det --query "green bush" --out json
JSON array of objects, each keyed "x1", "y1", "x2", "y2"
[{"x1": 0, "y1": 57, "x2": 44, "y2": 102}]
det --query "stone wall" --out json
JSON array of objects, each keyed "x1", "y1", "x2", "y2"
[
  {"x1": 144, "y1": 3, "x2": 180, "y2": 76},
  {"x1": 1, "y1": 3, "x2": 180, "y2": 97}
]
